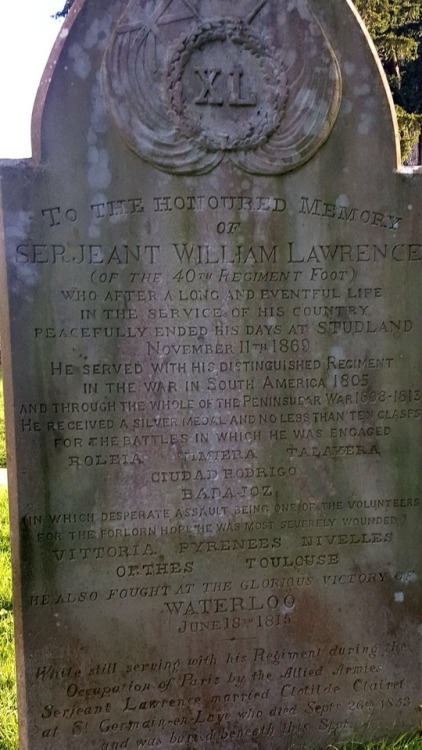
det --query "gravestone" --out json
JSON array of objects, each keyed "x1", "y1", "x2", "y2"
[{"x1": 0, "y1": 1, "x2": 421, "y2": 748}]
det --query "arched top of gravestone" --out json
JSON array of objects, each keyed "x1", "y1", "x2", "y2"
[{"x1": 30, "y1": 0, "x2": 401, "y2": 176}]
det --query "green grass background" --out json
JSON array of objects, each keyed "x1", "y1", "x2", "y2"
[
  {"x1": 0, "y1": 372, "x2": 420, "y2": 749},
  {"x1": 0, "y1": 372, "x2": 6, "y2": 469},
  {"x1": 0, "y1": 369, "x2": 17, "y2": 750},
  {"x1": 0, "y1": 488, "x2": 17, "y2": 750}
]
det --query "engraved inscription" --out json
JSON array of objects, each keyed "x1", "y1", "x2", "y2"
[{"x1": 1, "y1": 1, "x2": 421, "y2": 748}]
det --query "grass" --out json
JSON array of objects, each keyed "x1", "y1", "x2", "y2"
[
  {"x1": 0, "y1": 486, "x2": 17, "y2": 750},
  {"x1": 0, "y1": 368, "x2": 17, "y2": 750},
  {"x1": 327, "y1": 737, "x2": 422, "y2": 750},
  {"x1": 0, "y1": 372, "x2": 6, "y2": 468}
]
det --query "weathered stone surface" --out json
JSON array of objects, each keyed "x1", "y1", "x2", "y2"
[{"x1": 0, "y1": 1, "x2": 421, "y2": 749}]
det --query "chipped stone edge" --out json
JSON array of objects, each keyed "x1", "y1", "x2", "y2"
[{"x1": 30, "y1": 0, "x2": 88, "y2": 165}]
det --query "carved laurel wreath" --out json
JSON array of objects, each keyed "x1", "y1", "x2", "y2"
[
  {"x1": 166, "y1": 20, "x2": 288, "y2": 152},
  {"x1": 104, "y1": 1, "x2": 342, "y2": 175}
]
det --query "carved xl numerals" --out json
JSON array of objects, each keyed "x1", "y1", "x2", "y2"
[
  {"x1": 104, "y1": 0, "x2": 342, "y2": 174},
  {"x1": 194, "y1": 65, "x2": 257, "y2": 107}
]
